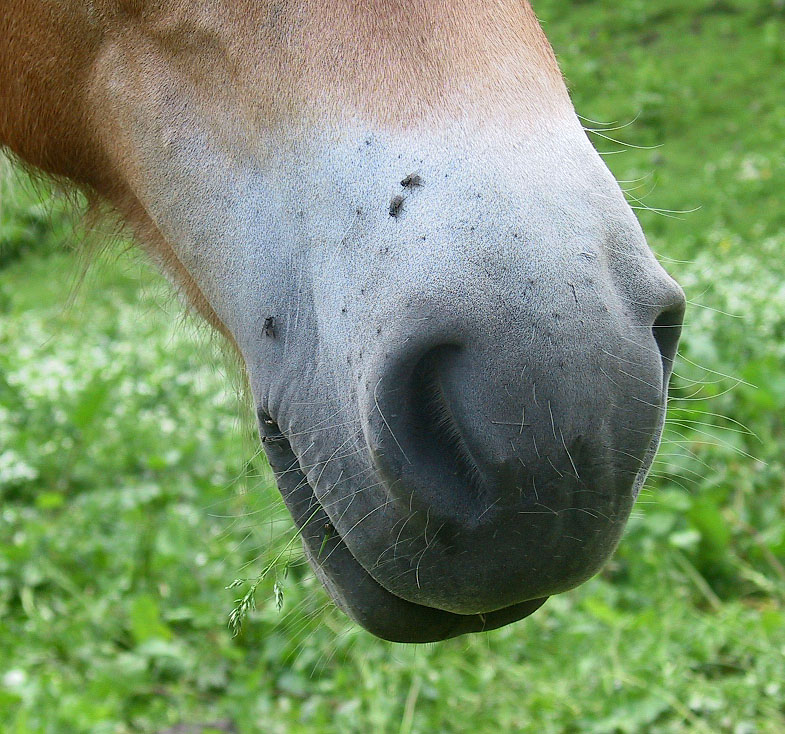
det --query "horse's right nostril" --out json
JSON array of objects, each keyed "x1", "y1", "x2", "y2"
[
  {"x1": 408, "y1": 345, "x2": 488, "y2": 507},
  {"x1": 368, "y1": 343, "x2": 490, "y2": 523}
]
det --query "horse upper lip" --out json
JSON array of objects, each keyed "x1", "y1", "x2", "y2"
[{"x1": 258, "y1": 416, "x2": 549, "y2": 641}]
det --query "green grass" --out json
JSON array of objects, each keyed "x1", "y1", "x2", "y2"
[{"x1": 2, "y1": 1, "x2": 785, "y2": 732}]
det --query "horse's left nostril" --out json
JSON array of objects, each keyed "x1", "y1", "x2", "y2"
[{"x1": 652, "y1": 288, "x2": 686, "y2": 379}]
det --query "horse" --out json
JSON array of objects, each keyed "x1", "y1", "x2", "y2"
[{"x1": 1, "y1": 1, "x2": 685, "y2": 642}]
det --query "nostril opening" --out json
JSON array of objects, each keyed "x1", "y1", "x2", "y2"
[
  {"x1": 408, "y1": 346, "x2": 488, "y2": 508},
  {"x1": 652, "y1": 300, "x2": 685, "y2": 377}
]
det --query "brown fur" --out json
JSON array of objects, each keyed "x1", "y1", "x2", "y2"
[{"x1": 1, "y1": 1, "x2": 567, "y2": 333}]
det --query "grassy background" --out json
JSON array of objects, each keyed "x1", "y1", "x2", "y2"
[{"x1": 2, "y1": 1, "x2": 785, "y2": 732}]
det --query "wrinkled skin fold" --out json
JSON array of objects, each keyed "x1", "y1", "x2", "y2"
[{"x1": 1, "y1": 1, "x2": 685, "y2": 641}]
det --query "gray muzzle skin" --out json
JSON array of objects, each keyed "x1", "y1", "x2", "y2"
[
  {"x1": 260, "y1": 414, "x2": 550, "y2": 643},
  {"x1": 230, "y1": 126, "x2": 686, "y2": 642},
  {"x1": 132, "y1": 112, "x2": 683, "y2": 641}
]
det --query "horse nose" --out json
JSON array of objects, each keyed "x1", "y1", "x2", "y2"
[
  {"x1": 651, "y1": 285, "x2": 686, "y2": 379},
  {"x1": 362, "y1": 273, "x2": 685, "y2": 528}
]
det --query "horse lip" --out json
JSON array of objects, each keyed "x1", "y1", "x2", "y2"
[
  {"x1": 631, "y1": 398, "x2": 669, "y2": 497},
  {"x1": 300, "y1": 493, "x2": 549, "y2": 642},
  {"x1": 257, "y1": 413, "x2": 548, "y2": 642}
]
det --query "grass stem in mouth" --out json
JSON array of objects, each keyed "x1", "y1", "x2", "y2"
[{"x1": 227, "y1": 504, "x2": 323, "y2": 635}]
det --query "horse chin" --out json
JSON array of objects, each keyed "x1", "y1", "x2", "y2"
[{"x1": 260, "y1": 418, "x2": 547, "y2": 643}]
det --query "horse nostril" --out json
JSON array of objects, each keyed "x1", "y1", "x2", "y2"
[
  {"x1": 408, "y1": 346, "x2": 486, "y2": 502},
  {"x1": 652, "y1": 290, "x2": 686, "y2": 378},
  {"x1": 367, "y1": 342, "x2": 493, "y2": 523}
]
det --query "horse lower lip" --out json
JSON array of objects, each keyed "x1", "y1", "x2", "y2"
[
  {"x1": 257, "y1": 420, "x2": 549, "y2": 641},
  {"x1": 298, "y1": 497, "x2": 550, "y2": 642}
]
